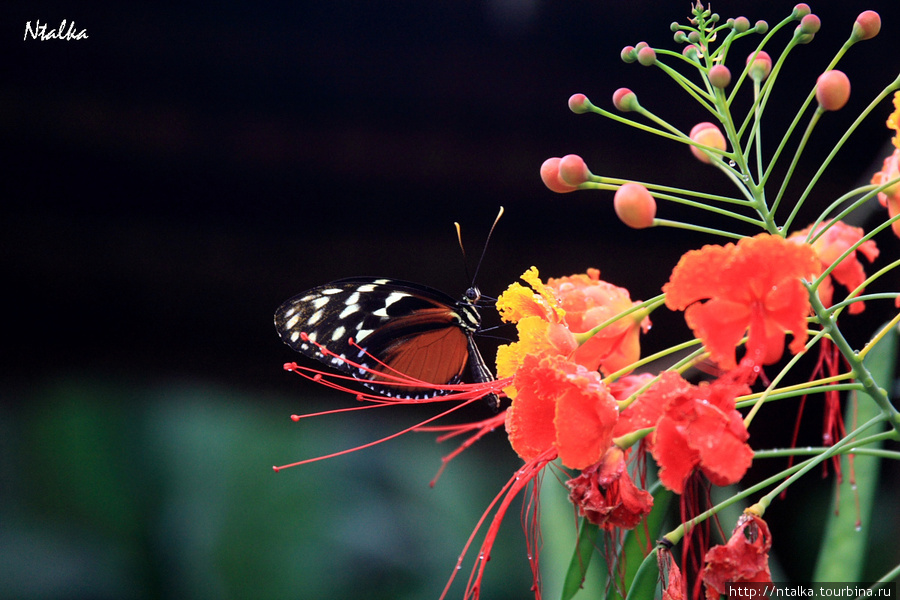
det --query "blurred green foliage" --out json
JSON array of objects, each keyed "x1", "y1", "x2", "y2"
[{"x1": 1, "y1": 377, "x2": 532, "y2": 600}]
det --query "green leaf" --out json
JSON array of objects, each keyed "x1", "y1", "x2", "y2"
[
  {"x1": 561, "y1": 520, "x2": 600, "y2": 600},
  {"x1": 812, "y1": 323, "x2": 898, "y2": 581}
]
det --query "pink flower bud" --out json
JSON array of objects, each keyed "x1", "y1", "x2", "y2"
[
  {"x1": 793, "y1": 4, "x2": 811, "y2": 18},
  {"x1": 755, "y1": 20, "x2": 768, "y2": 34},
  {"x1": 689, "y1": 122, "x2": 727, "y2": 164},
  {"x1": 637, "y1": 46, "x2": 657, "y2": 66},
  {"x1": 852, "y1": 11, "x2": 881, "y2": 41},
  {"x1": 614, "y1": 183, "x2": 656, "y2": 229},
  {"x1": 746, "y1": 51, "x2": 772, "y2": 82},
  {"x1": 709, "y1": 65, "x2": 731, "y2": 89},
  {"x1": 620, "y1": 45, "x2": 637, "y2": 63},
  {"x1": 683, "y1": 45, "x2": 700, "y2": 61},
  {"x1": 816, "y1": 70, "x2": 851, "y2": 111},
  {"x1": 798, "y1": 14, "x2": 820, "y2": 34},
  {"x1": 732, "y1": 17, "x2": 750, "y2": 33},
  {"x1": 558, "y1": 154, "x2": 591, "y2": 186},
  {"x1": 568, "y1": 93, "x2": 591, "y2": 114},
  {"x1": 612, "y1": 88, "x2": 639, "y2": 112},
  {"x1": 540, "y1": 157, "x2": 578, "y2": 193}
]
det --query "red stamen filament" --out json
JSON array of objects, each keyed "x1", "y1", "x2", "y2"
[
  {"x1": 438, "y1": 447, "x2": 558, "y2": 600},
  {"x1": 416, "y1": 412, "x2": 507, "y2": 487}
]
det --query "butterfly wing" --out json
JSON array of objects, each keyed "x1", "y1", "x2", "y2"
[{"x1": 274, "y1": 278, "x2": 482, "y2": 397}]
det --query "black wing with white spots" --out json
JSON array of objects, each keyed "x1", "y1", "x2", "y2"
[{"x1": 274, "y1": 277, "x2": 496, "y2": 402}]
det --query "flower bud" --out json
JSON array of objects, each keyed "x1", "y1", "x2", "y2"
[
  {"x1": 614, "y1": 183, "x2": 656, "y2": 229},
  {"x1": 746, "y1": 50, "x2": 772, "y2": 82},
  {"x1": 558, "y1": 154, "x2": 591, "y2": 186},
  {"x1": 612, "y1": 88, "x2": 639, "y2": 112},
  {"x1": 816, "y1": 70, "x2": 851, "y2": 111},
  {"x1": 682, "y1": 44, "x2": 700, "y2": 62},
  {"x1": 852, "y1": 11, "x2": 881, "y2": 41},
  {"x1": 793, "y1": 14, "x2": 819, "y2": 44},
  {"x1": 637, "y1": 46, "x2": 657, "y2": 66},
  {"x1": 709, "y1": 65, "x2": 731, "y2": 89},
  {"x1": 732, "y1": 17, "x2": 750, "y2": 33},
  {"x1": 793, "y1": 3, "x2": 811, "y2": 18},
  {"x1": 568, "y1": 93, "x2": 592, "y2": 114},
  {"x1": 541, "y1": 157, "x2": 579, "y2": 193},
  {"x1": 620, "y1": 45, "x2": 637, "y2": 63},
  {"x1": 689, "y1": 122, "x2": 727, "y2": 164},
  {"x1": 755, "y1": 20, "x2": 768, "y2": 34},
  {"x1": 798, "y1": 14, "x2": 820, "y2": 34}
]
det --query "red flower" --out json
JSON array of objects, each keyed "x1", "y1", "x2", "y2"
[
  {"x1": 612, "y1": 372, "x2": 674, "y2": 443},
  {"x1": 870, "y1": 91, "x2": 900, "y2": 239},
  {"x1": 703, "y1": 514, "x2": 773, "y2": 599},
  {"x1": 789, "y1": 220, "x2": 879, "y2": 314},
  {"x1": 663, "y1": 234, "x2": 821, "y2": 369},
  {"x1": 496, "y1": 267, "x2": 650, "y2": 397},
  {"x1": 505, "y1": 353, "x2": 619, "y2": 470},
  {"x1": 566, "y1": 446, "x2": 654, "y2": 530},
  {"x1": 872, "y1": 149, "x2": 900, "y2": 240},
  {"x1": 546, "y1": 268, "x2": 651, "y2": 375},
  {"x1": 648, "y1": 372, "x2": 753, "y2": 494}
]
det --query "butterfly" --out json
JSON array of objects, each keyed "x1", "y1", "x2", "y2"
[{"x1": 274, "y1": 277, "x2": 500, "y2": 409}]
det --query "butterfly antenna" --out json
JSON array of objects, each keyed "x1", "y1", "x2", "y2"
[
  {"x1": 454, "y1": 221, "x2": 472, "y2": 284},
  {"x1": 469, "y1": 206, "x2": 504, "y2": 287}
]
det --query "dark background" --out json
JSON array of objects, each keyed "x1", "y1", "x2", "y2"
[{"x1": 2, "y1": 2, "x2": 899, "y2": 599}]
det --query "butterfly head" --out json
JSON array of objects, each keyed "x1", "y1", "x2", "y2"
[{"x1": 463, "y1": 285, "x2": 482, "y2": 305}]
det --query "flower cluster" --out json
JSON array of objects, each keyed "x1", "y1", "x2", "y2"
[{"x1": 276, "y1": 4, "x2": 900, "y2": 600}]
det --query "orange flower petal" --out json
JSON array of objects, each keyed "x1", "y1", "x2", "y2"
[
  {"x1": 505, "y1": 354, "x2": 618, "y2": 469},
  {"x1": 664, "y1": 234, "x2": 820, "y2": 369}
]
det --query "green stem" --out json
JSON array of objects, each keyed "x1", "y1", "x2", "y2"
[
  {"x1": 769, "y1": 108, "x2": 822, "y2": 216},
  {"x1": 782, "y1": 77, "x2": 900, "y2": 232},
  {"x1": 753, "y1": 414, "x2": 886, "y2": 512},
  {"x1": 743, "y1": 328, "x2": 829, "y2": 427},
  {"x1": 808, "y1": 286, "x2": 900, "y2": 435},
  {"x1": 661, "y1": 455, "x2": 813, "y2": 545},
  {"x1": 652, "y1": 219, "x2": 746, "y2": 239}
]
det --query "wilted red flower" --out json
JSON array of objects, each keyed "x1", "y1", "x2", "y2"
[
  {"x1": 659, "y1": 548, "x2": 686, "y2": 600},
  {"x1": 663, "y1": 234, "x2": 821, "y2": 369},
  {"x1": 788, "y1": 220, "x2": 879, "y2": 314},
  {"x1": 566, "y1": 446, "x2": 654, "y2": 530},
  {"x1": 648, "y1": 372, "x2": 753, "y2": 494},
  {"x1": 702, "y1": 514, "x2": 773, "y2": 599},
  {"x1": 505, "y1": 353, "x2": 619, "y2": 470},
  {"x1": 546, "y1": 268, "x2": 651, "y2": 375}
]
